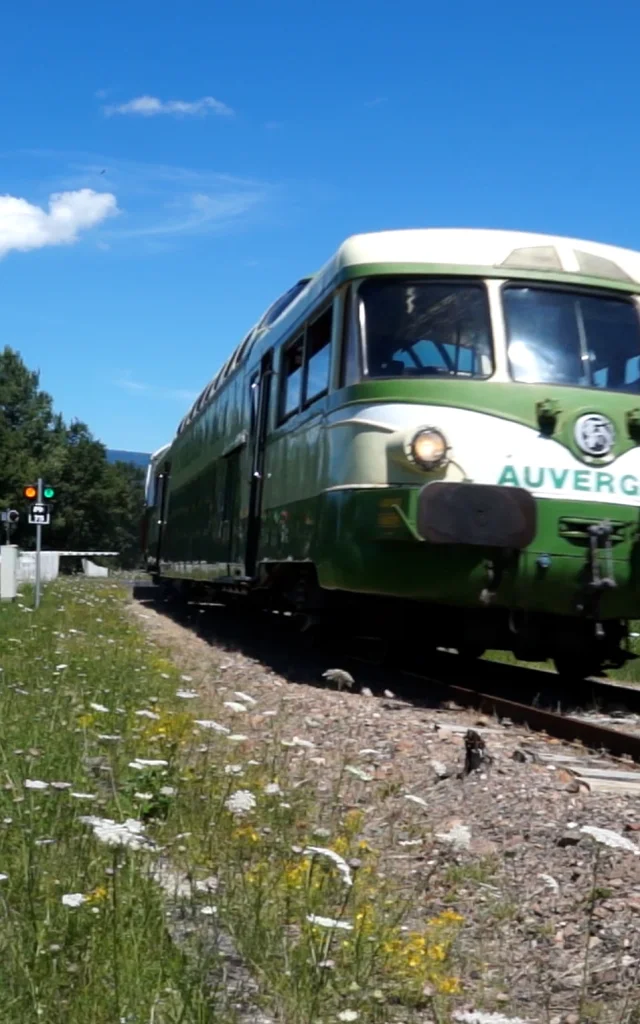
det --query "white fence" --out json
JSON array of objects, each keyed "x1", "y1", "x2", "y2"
[{"x1": 1, "y1": 549, "x2": 118, "y2": 598}]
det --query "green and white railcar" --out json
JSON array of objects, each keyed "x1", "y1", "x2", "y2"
[{"x1": 143, "y1": 228, "x2": 640, "y2": 678}]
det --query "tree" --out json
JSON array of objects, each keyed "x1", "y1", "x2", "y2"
[
  {"x1": 0, "y1": 347, "x2": 66, "y2": 544},
  {"x1": 0, "y1": 348, "x2": 146, "y2": 567},
  {"x1": 103, "y1": 461, "x2": 147, "y2": 567}
]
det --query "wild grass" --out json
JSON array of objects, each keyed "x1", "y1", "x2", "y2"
[
  {"x1": 0, "y1": 580, "x2": 464, "y2": 1024},
  {"x1": 3, "y1": 579, "x2": 639, "y2": 1024}
]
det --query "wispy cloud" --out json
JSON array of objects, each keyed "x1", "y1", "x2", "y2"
[
  {"x1": 20, "y1": 151, "x2": 274, "y2": 245},
  {"x1": 116, "y1": 374, "x2": 197, "y2": 403},
  {"x1": 114, "y1": 190, "x2": 265, "y2": 240},
  {"x1": 0, "y1": 188, "x2": 117, "y2": 258},
  {"x1": 104, "y1": 95, "x2": 233, "y2": 118},
  {"x1": 364, "y1": 96, "x2": 388, "y2": 108}
]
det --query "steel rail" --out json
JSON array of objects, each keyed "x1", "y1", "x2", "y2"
[{"x1": 400, "y1": 670, "x2": 640, "y2": 762}]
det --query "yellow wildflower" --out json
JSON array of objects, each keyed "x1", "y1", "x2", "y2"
[{"x1": 85, "y1": 885, "x2": 108, "y2": 904}]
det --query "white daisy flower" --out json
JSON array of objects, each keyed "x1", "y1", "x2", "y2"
[
  {"x1": 180, "y1": 675, "x2": 193, "y2": 682},
  {"x1": 176, "y1": 689, "x2": 198, "y2": 700},
  {"x1": 345, "y1": 766, "x2": 373, "y2": 782},
  {"x1": 224, "y1": 764, "x2": 244, "y2": 775},
  {"x1": 194, "y1": 877, "x2": 218, "y2": 893},
  {"x1": 24, "y1": 780, "x2": 48, "y2": 790},
  {"x1": 580, "y1": 825, "x2": 640, "y2": 853},
  {"x1": 338, "y1": 1012, "x2": 359, "y2": 1022},
  {"x1": 0, "y1": 873, "x2": 8, "y2": 881},
  {"x1": 223, "y1": 701, "x2": 247, "y2": 713},
  {"x1": 79, "y1": 815, "x2": 156, "y2": 852},
  {"x1": 234, "y1": 691, "x2": 257, "y2": 705},
  {"x1": 135, "y1": 710, "x2": 160, "y2": 720},
  {"x1": 264, "y1": 782, "x2": 282, "y2": 795},
  {"x1": 195, "y1": 720, "x2": 230, "y2": 734},
  {"x1": 453, "y1": 1014, "x2": 530, "y2": 1024},
  {"x1": 160, "y1": 786, "x2": 176, "y2": 797},
  {"x1": 436, "y1": 823, "x2": 472, "y2": 851},
  {"x1": 50, "y1": 782, "x2": 72, "y2": 790},
  {"x1": 90, "y1": 702, "x2": 109, "y2": 713},
  {"x1": 302, "y1": 846, "x2": 353, "y2": 887},
  {"x1": 200, "y1": 905, "x2": 217, "y2": 916},
  {"x1": 62, "y1": 893, "x2": 86, "y2": 908},
  {"x1": 225, "y1": 790, "x2": 256, "y2": 815},
  {"x1": 404, "y1": 794, "x2": 428, "y2": 808},
  {"x1": 129, "y1": 759, "x2": 168, "y2": 769},
  {"x1": 306, "y1": 914, "x2": 353, "y2": 931},
  {"x1": 70, "y1": 792, "x2": 96, "y2": 801}
]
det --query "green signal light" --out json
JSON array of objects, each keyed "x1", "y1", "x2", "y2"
[{"x1": 43, "y1": 486, "x2": 55, "y2": 499}]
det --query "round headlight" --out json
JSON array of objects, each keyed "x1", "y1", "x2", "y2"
[{"x1": 410, "y1": 428, "x2": 448, "y2": 470}]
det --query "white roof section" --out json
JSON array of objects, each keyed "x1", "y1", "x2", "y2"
[
  {"x1": 172, "y1": 227, "x2": 640, "y2": 439},
  {"x1": 330, "y1": 228, "x2": 640, "y2": 282},
  {"x1": 149, "y1": 442, "x2": 171, "y2": 464}
]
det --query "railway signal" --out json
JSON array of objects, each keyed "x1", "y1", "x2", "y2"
[
  {"x1": 1, "y1": 509, "x2": 19, "y2": 545},
  {"x1": 23, "y1": 479, "x2": 55, "y2": 609}
]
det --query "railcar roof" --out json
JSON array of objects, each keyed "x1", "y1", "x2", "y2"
[
  {"x1": 331, "y1": 227, "x2": 640, "y2": 281},
  {"x1": 173, "y1": 227, "x2": 640, "y2": 438}
]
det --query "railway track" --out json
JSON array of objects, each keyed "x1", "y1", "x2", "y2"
[
  {"x1": 345, "y1": 645, "x2": 640, "y2": 764},
  {"x1": 132, "y1": 581, "x2": 640, "y2": 766}
]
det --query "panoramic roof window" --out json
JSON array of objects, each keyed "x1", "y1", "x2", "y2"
[
  {"x1": 261, "y1": 278, "x2": 311, "y2": 330},
  {"x1": 504, "y1": 286, "x2": 640, "y2": 392},
  {"x1": 359, "y1": 278, "x2": 493, "y2": 380},
  {"x1": 499, "y1": 245, "x2": 562, "y2": 271}
]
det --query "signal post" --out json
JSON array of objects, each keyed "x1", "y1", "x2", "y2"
[{"x1": 23, "y1": 480, "x2": 55, "y2": 609}]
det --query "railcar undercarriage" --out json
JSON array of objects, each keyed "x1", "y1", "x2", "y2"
[{"x1": 153, "y1": 563, "x2": 636, "y2": 684}]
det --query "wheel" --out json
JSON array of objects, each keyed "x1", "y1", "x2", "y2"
[
  {"x1": 456, "y1": 645, "x2": 486, "y2": 662},
  {"x1": 552, "y1": 653, "x2": 596, "y2": 686}
]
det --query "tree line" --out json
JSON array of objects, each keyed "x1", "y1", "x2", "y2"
[{"x1": 0, "y1": 346, "x2": 146, "y2": 568}]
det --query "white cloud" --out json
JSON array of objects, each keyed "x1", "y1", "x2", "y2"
[
  {"x1": 104, "y1": 95, "x2": 233, "y2": 118},
  {"x1": 0, "y1": 188, "x2": 117, "y2": 258}
]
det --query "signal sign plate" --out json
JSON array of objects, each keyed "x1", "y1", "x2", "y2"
[{"x1": 29, "y1": 503, "x2": 50, "y2": 526}]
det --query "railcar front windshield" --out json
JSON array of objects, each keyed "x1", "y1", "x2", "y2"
[
  {"x1": 504, "y1": 286, "x2": 640, "y2": 392},
  {"x1": 359, "y1": 279, "x2": 493, "y2": 379}
]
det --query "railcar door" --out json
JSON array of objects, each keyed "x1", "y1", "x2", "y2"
[
  {"x1": 221, "y1": 450, "x2": 242, "y2": 570},
  {"x1": 245, "y1": 349, "x2": 273, "y2": 577},
  {"x1": 154, "y1": 461, "x2": 171, "y2": 572}
]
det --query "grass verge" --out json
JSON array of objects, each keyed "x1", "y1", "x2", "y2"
[{"x1": 0, "y1": 580, "x2": 465, "y2": 1024}]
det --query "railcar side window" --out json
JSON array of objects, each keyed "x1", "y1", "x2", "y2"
[
  {"x1": 359, "y1": 279, "x2": 493, "y2": 379},
  {"x1": 504, "y1": 286, "x2": 640, "y2": 392},
  {"x1": 304, "y1": 307, "x2": 332, "y2": 403},
  {"x1": 340, "y1": 287, "x2": 361, "y2": 386},
  {"x1": 279, "y1": 335, "x2": 304, "y2": 420}
]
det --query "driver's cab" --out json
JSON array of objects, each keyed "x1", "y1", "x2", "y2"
[{"x1": 357, "y1": 277, "x2": 493, "y2": 381}]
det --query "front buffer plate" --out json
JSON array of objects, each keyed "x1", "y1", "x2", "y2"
[{"x1": 416, "y1": 482, "x2": 537, "y2": 548}]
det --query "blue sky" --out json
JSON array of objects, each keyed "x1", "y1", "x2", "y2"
[{"x1": 2, "y1": 0, "x2": 640, "y2": 453}]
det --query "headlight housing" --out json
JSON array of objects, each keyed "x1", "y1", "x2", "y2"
[{"x1": 409, "y1": 427, "x2": 448, "y2": 471}]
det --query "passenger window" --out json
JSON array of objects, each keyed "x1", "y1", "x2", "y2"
[
  {"x1": 304, "y1": 307, "x2": 332, "y2": 402},
  {"x1": 340, "y1": 288, "x2": 361, "y2": 386},
  {"x1": 279, "y1": 335, "x2": 304, "y2": 420}
]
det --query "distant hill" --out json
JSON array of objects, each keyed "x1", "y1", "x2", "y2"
[{"x1": 106, "y1": 449, "x2": 150, "y2": 469}]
